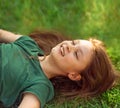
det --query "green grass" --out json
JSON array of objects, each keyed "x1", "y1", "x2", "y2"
[
  {"x1": 45, "y1": 85, "x2": 120, "y2": 108},
  {"x1": 0, "y1": 0, "x2": 120, "y2": 108}
]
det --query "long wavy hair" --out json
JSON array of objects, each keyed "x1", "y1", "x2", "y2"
[{"x1": 29, "y1": 30, "x2": 119, "y2": 98}]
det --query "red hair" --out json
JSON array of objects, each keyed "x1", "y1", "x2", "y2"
[{"x1": 29, "y1": 30, "x2": 119, "y2": 98}]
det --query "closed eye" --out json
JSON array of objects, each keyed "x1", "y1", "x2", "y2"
[
  {"x1": 72, "y1": 40, "x2": 75, "y2": 45},
  {"x1": 72, "y1": 40, "x2": 78, "y2": 59},
  {"x1": 73, "y1": 40, "x2": 83, "y2": 55},
  {"x1": 74, "y1": 51, "x2": 78, "y2": 59}
]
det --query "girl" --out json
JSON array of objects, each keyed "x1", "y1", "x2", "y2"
[{"x1": 0, "y1": 29, "x2": 119, "y2": 108}]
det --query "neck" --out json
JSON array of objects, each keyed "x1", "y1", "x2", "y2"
[{"x1": 38, "y1": 55, "x2": 65, "y2": 79}]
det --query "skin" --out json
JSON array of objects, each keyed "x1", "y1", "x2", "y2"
[
  {"x1": 0, "y1": 29, "x2": 40, "y2": 108},
  {"x1": 0, "y1": 29, "x2": 94, "y2": 108},
  {"x1": 40, "y1": 39, "x2": 94, "y2": 81}
]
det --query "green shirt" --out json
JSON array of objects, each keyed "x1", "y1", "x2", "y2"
[{"x1": 0, "y1": 36, "x2": 54, "y2": 108}]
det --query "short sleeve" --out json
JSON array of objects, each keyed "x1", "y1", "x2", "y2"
[
  {"x1": 14, "y1": 36, "x2": 39, "y2": 50},
  {"x1": 14, "y1": 36, "x2": 44, "y2": 55},
  {"x1": 23, "y1": 83, "x2": 54, "y2": 108}
]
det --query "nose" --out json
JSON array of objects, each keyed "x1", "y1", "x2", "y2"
[{"x1": 68, "y1": 44, "x2": 77, "y2": 52}]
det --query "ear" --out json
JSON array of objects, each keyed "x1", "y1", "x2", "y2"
[{"x1": 68, "y1": 72, "x2": 81, "y2": 81}]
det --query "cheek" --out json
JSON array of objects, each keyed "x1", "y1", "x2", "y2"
[
  {"x1": 64, "y1": 54, "x2": 74, "y2": 61},
  {"x1": 51, "y1": 49, "x2": 75, "y2": 66},
  {"x1": 58, "y1": 55, "x2": 72, "y2": 64},
  {"x1": 56, "y1": 55, "x2": 74, "y2": 68},
  {"x1": 81, "y1": 56, "x2": 91, "y2": 69}
]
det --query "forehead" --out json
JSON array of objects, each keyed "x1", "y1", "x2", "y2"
[
  {"x1": 74, "y1": 39, "x2": 94, "y2": 71},
  {"x1": 76, "y1": 39, "x2": 94, "y2": 59},
  {"x1": 76, "y1": 39, "x2": 93, "y2": 49}
]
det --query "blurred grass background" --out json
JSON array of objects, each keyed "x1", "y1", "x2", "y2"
[{"x1": 0, "y1": 0, "x2": 120, "y2": 108}]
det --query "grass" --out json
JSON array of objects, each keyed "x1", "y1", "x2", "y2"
[
  {"x1": 0, "y1": 0, "x2": 120, "y2": 108},
  {"x1": 45, "y1": 85, "x2": 120, "y2": 108}
]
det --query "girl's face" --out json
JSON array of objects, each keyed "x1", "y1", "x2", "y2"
[{"x1": 50, "y1": 39, "x2": 94, "y2": 75}]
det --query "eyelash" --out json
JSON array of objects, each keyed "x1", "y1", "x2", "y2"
[{"x1": 72, "y1": 41, "x2": 78, "y2": 59}]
